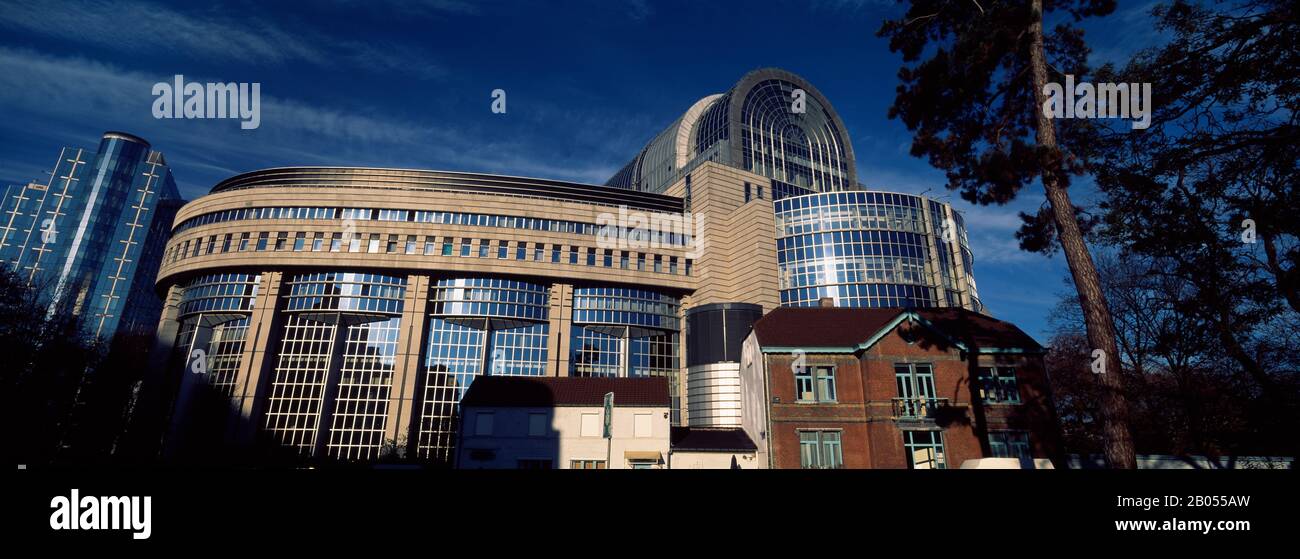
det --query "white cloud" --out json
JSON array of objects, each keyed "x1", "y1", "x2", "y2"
[
  {"x1": 0, "y1": 0, "x2": 322, "y2": 64},
  {"x1": 0, "y1": 47, "x2": 620, "y2": 197},
  {"x1": 0, "y1": 0, "x2": 446, "y2": 79}
]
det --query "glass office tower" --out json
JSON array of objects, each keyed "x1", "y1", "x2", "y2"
[
  {"x1": 775, "y1": 191, "x2": 982, "y2": 312},
  {"x1": 0, "y1": 131, "x2": 183, "y2": 341}
]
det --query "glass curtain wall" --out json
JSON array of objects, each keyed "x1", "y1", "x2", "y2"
[{"x1": 416, "y1": 278, "x2": 550, "y2": 464}]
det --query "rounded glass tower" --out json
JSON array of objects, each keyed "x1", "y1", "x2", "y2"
[{"x1": 774, "y1": 191, "x2": 981, "y2": 312}]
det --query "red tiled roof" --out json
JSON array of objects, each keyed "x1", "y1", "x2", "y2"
[
  {"x1": 751, "y1": 307, "x2": 1042, "y2": 352},
  {"x1": 459, "y1": 376, "x2": 671, "y2": 408},
  {"x1": 751, "y1": 307, "x2": 901, "y2": 348}
]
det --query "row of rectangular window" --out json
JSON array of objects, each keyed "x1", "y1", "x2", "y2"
[
  {"x1": 471, "y1": 411, "x2": 654, "y2": 439},
  {"x1": 798, "y1": 429, "x2": 1027, "y2": 469},
  {"x1": 166, "y1": 232, "x2": 693, "y2": 276},
  {"x1": 174, "y1": 206, "x2": 692, "y2": 246},
  {"x1": 792, "y1": 363, "x2": 1020, "y2": 406}
]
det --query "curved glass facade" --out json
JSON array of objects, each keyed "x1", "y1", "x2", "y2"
[
  {"x1": 284, "y1": 272, "x2": 406, "y2": 314},
  {"x1": 416, "y1": 277, "x2": 552, "y2": 462},
  {"x1": 153, "y1": 66, "x2": 999, "y2": 466},
  {"x1": 178, "y1": 273, "x2": 260, "y2": 316},
  {"x1": 694, "y1": 94, "x2": 730, "y2": 159},
  {"x1": 172, "y1": 273, "x2": 260, "y2": 412},
  {"x1": 739, "y1": 79, "x2": 850, "y2": 191},
  {"x1": 571, "y1": 287, "x2": 679, "y2": 331},
  {"x1": 605, "y1": 68, "x2": 856, "y2": 194},
  {"x1": 775, "y1": 191, "x2": 981, "y2": 311},
  {"x1": 263, "y1": 313, "x2": 403, "y2": 460},
  {"x1": 568, "y1": 286, "x2": 682, "y2": 420},
  {"x1": 430, "y1": 277, "x2": 549, "y2": 320},
  {"x1": 172, "y1": 316, "x2": 250, "y2": 398},
  {"x1": 261, "y1": 272, "x2": 409, "y2": 460},
  {"x1": 0, "y1": 132, "x2": 182, "y2": 342}
]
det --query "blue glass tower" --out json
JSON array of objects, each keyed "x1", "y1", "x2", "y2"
[{"x1": 0, "y1": 131, "x2": 184, "y2": 341}]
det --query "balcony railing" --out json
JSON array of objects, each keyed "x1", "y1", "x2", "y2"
[{"x1": 892, "y1": 397, "x2": 951, "y2": 420}]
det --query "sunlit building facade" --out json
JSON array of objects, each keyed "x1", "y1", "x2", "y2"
[{"x1": 151, "y1": 68, "x2": 986, "y2": 465}]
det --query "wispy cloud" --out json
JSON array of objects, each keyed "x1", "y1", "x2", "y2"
[
  {"x1": 0, "y1": 0, "x2": 446, "y2": 79},
  {"x1": 0, "y1": 0, "x2": 322, "y2": 64},
  {"x1": 0, "y1": 46, "x2": 622, "y2": 197},
  {"x1": 621, "y1": 0, "x2": 653, "y2": 21}
]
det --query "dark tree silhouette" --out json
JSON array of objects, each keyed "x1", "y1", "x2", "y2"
[
  {"x1": 878, "y1": 0, "x2": 1136, "y2": 467},
  {"x1": 1093, "y1": 0, "x2": 1298, "y2": 408},
  {"x1": 0, "y1": 269, "x2": 105, "y2": 466},
  {"x1": 1047, "y1": 252, "x2": 1300, "y2": 458}
]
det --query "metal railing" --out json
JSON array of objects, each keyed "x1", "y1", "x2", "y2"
[{"x1": 892, "y1": 397, "x2": 950, "y2": 420}]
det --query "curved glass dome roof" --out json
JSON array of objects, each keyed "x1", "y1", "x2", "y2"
[{"x1": 606, "y1": 68, "x2": 857, "y2": 194}]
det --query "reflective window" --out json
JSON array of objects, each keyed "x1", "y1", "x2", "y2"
[
  {"x1": 172, "y1": 205, "x2": 691, "y2": 246},
  {"x1": 571, "y1": 287, "x2": 679, "y2": 330},
  {"x1": 178, "y1": 273, "x2": 260, "y2": 316},
  {"x1": 326, "y1": 317, "x2": 401, "y2": 460},
  {"x1": 263, "y1": 314, "x2": 337, "y2": 455},
  {"x1": 415, "y1": 277, "x2": 552, "y2": 464},
  {"x1": 739, "y1": 79, "x2": 850, "y2": 191},
  {"x1": 284, "y1": 272, "x2": 406, "y2": 315},
  {"x1": 903, "y1": 430, "x2": 946, "y2": 469},
  {"x1": 799, "y1": 430, "x2": 843, "y2": 469},
  {"x1": 775, "y1": 191, "x2": 967, "y2": 309},
  {"x1": 429, "y1": 277, "x2": 549, "y2": 320},
  {"x1": 977, "y1": 366, "x2": 1020, "y2": 404},
  {"x1": 989, "y1": 431, "x2": 1031, "y2": 460}
]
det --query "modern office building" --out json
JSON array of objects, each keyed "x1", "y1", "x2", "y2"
[
  {"x1": 0, "y1": 131, "x2": 183, "y2": 342},
  {"x1": 150, "y1": 68, "x2": 998, "y2": 465}
]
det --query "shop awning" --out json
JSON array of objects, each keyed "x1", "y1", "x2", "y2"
[{"x1": 624, "y1": 451, "x2": 663, "y2": 462}]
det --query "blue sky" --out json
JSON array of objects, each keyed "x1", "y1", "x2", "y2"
[{"x1": 0, "y1": 0, "x2": 1166, "y2": 341}]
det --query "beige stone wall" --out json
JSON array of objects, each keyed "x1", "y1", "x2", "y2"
[
  {"x1": 668, "y1": 450, "x2": 760, "y2": 469},
  {"x1": 668, "y1": 161, "x2": 780, "y2": 312},
  {"x1": 158, "y1": 187, "x2": 698, "y2": 294}
]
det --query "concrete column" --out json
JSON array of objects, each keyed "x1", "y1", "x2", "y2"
[
  {"x1": 677, "y1": 295, "x2": 690, "y2": 426},
  {"x1": 386, "y1": 273, "x2": 429, "y2": 459},
  {"x1": 548, "y1": 282, "x2": 573, "y2": 376},
  {"x1": 620, "y1": 325, "x2": 632, "y2": 377},
  {"x1": 231, "y1": 271, "x2": 285, "y2": 446}
]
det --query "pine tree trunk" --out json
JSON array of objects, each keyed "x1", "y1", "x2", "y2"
[{"x1": 1028, "y1": 0, "x2": 1136, "y2": 469}]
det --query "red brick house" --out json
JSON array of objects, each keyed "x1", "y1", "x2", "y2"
[{"x1": 738, "y1": 307, "x2": 1060, "y2": 469}]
